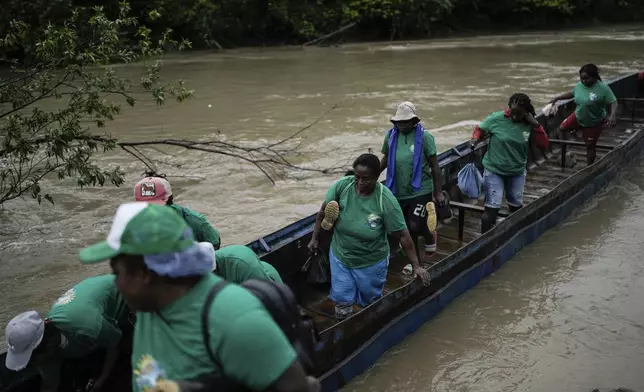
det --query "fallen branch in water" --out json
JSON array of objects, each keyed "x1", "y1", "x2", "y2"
[
  {"x1": 0, "y1": 105, "x2": 351, "y2": 205},
  {"x1": 302, "y1": 23, "x2": 357, "y2": 47},
  {"x1": 114, "y1": 104, "x2": 346, "y2": 185}
]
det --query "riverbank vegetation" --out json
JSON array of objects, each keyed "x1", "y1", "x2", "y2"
[{"x1": 2, "y1": 0, "x2": 643, "y2": 50}]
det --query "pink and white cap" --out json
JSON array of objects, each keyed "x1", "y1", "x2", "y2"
[{"x1": 134, "y1": 177, "x2": 172, "y2": 204}]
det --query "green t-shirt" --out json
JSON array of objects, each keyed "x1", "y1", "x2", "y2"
[
  {"x1": 381, "y1": 129, "x2": 438, "y2": 200},
  {"x1": 479, "y1": 111, "x2": 532, "y2": 177},
  {"x1": 45, "y1": 274, "x2": 129, "y2": 358},
  {"x1": 260, "y1": 261, "x2": 284, "y2": 283},
  {"x1": 131, "y1": 274, "x2": 296, "y2": 392},
  {"x1": 171, "y1": 204, "x2": 221, "y2": 249},
  {"x1": 214, "y1": 245, "x2": 283, "y2": 284},
  {"x1": 325, "y1": 176, "x2": 407, "y2": 269},
  {"x1": 572, "y1": 81, "x2": 617, "y2": 127}
]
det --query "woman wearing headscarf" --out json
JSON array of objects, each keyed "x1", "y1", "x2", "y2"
[
  {"x1": 379, "y1": 101, "x2": 445, "y2": 259},
  {"x1": 470, "y1": 93, "x2": 549, "y2": 234},
  {"x1": 308, "y1": 153, "x2": 430, "y2": 319},
  {"x1": 549, "y1": 64, "x2": 618, "y2": 165}
]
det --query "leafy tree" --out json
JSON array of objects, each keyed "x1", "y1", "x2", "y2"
[
  {"x1": 0, "y1": 1, "x2": 344, "y2": 207},
  {"x1": 0, "y1": 1, "x2": 192, "y2": 205}
]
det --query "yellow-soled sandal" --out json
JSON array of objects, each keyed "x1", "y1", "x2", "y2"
[
  {"x1": 426, "y1": 201, "x2": 437, "y2": 233},
  {"x1": 321, "y1": 201, "x2": 340, "y2": 231}
]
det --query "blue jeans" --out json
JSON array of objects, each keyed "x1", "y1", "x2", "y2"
[
  {"x1": 483, "y1": 168, "x2": 526, "y2": 209},
  {"x1": 329, "y1": 249, "x2": 389, "y2": 317}
]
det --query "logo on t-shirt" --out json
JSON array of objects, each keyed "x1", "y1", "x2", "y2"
[
  {"x1": 135, "y1": 354, "x2": 166, "y2": 391},
  {"x1": 53, "y1": 288, "x2": 76, "y2": 307},
  {"x1": 366, "y1": 213, "x2": 382, "y2": 229},
  {"x1": 409, "y1": 144, "x2": 415, "y2": 153},
  {"x1": 589, "y1": 92, "x2": 598, "y2": 102},
  {"x1": 523, "y1": 131, "x2": 530, "y2": 142}
]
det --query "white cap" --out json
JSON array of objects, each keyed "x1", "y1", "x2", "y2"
[
  {"x1": 5, "y1": 311, "x2": 45, "y2": 371},
  {"x1": 391, "y1": 101, "x2": 419, "y2": 122}
]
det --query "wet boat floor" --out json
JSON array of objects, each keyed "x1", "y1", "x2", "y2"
[{"x1": 300, "y1": 122, "x2": 643, "y2": 331}]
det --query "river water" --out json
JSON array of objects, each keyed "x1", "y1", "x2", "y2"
[{"x1": 1, "y1": 24, "x2": 644, "y2": 388}]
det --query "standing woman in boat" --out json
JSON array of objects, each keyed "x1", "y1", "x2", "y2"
[
  {"x1": 308, "y1": 153, "x2": 430, "y2": 319},
  {"x1": 470, "y1": 93, "x2": 549, "y2": 234},
  {"x1": 380, "y1": 101, "x2": 445, "y2": 259},
  {"x1": 549, "y1": 64, "x2": 618, "y2": 165}
]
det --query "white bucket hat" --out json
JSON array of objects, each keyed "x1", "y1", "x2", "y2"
[{"x1": 391, "y1": 101, "x2": 419, "y2": 122}]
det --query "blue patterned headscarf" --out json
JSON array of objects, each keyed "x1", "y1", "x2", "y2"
[{"x1": 143, "y1": 233, "x2": 216, "y2": 278}]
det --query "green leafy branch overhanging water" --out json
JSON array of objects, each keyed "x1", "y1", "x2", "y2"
[
  {"x1": 0, "y1": 2, "x2": 347, "y2": 207},
  {"x1": 0, "y1": 2, "x2": 192, "y2": 206}
]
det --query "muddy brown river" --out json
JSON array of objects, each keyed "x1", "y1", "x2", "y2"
[{"x1": 1, "y1": 24, "x2": 644, "y2": 390}]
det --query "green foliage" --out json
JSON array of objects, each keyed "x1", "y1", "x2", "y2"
[
  {"x1": 122, "y1": 0, "x2": 641, "y2": 47},
  {"x1": 2, "y1": 0, "x2": 641, "y2": 50},
  {"x1": 0, "y1": 1, "x2": 193, "y2": 206}
]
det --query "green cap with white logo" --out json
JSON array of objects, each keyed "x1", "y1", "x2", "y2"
[{"x1": 79, "y1": 202, "x2": 194, "y2": 263}]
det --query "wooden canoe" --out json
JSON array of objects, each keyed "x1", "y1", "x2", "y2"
[{"x1": 1, "y1": 72, "x2": 642, "y2": 392}]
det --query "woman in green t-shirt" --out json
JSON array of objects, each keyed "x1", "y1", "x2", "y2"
[
  {"x1": 470, "y1": 93, "x2": 549, "y2": 234},
  {"x1": 308, "y1": 153, "x2": 430, "y2": 319},
  {"x1": 380, "y1": 101, "x2": 446, "y2": 260},
  {"x1": 549, "y1": 64, "x2": 618, "y2": 165}
]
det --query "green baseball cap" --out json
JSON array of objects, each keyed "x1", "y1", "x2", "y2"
[{"x1": 79, "y1": 202, "x2": 195, "y2": 263}]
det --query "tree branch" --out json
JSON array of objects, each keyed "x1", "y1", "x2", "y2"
[
  {"x1": 0, "y1": 105, "x2": 347, "y2": 205},
  {"x1": 0, "y1": 161, "x2": 66, "y2": 205},
  {"x1": 0, "y1": 70, "x2": 72, "y2": 119},
  {"x1": 265, "y1": 104, "x2": 338, "y2": 149}
]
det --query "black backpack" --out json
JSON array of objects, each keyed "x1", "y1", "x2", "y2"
[{"x1": 200, "y1": 279, "x2": 318, "y2": 390}]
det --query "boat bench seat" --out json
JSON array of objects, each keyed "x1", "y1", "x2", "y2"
[
  {"x1": 616, "y1": 97, "x2": 644, "y2": 123},
  {"x1": 549, "y1": 139, "x2": 616, "y2": 168},
  {"x1": 450, "y1": 201, "x2": 510, "y2": 241},
  {"x1": 548, "y1": 139, "x2": 615, "y2": 150}
]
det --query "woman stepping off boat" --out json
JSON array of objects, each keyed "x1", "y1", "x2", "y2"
[
  {"x1": 380, "y1": 101, "x2": 445, "y2": 259},
  {"x1": 308, "y1": 154, "x2": 430, "y2": 319},
  {"x1": 470, "y1": 93, "x2": 549, "y2": 234},
  {"x1": 549, "y1": 64, "x2": 618, "y2": 165}
]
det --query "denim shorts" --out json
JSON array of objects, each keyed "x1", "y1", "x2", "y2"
[
  {"x1": 483, "y1": 168, "x2": 526, "y2": 209},
  {"x1": 329, "y1": 248, "x2": 389, "y2": 309}
]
